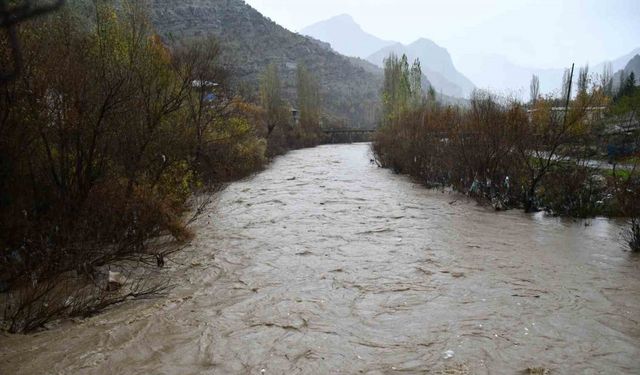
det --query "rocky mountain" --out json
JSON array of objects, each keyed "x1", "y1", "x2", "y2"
[
  {"x1": 299, "y1": 15, "x2": 474, "y2": 98},
  {"x1": 623, "y1": 54, "x2": 640, "y2": 78},
  {"x1": 595, "y1": 48, "x2": 640, "y2": 76},
  {"x1": 300, "y1": 14, "x2": 395, "y2": 60},
  {"x1": 611, "y1": 54, "x2": 640, "y2": 91},
  {"x1": 147, "y1": 0, "x2": 383, "y2": 128},
  {"x1": 367, "y1": 39, "x2": 475, "y2": 98},
  {"x1": 300, "y1": 15, "x2": 475, "y2": 98}
]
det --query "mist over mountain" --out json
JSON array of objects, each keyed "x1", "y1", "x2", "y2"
[
  {"x1": 611, "y1": 53, "x2": 640, "y2": 91},
  {"x1": 300, "y1": 15, "x2": 475, "y2": 99},
  {"x1": 300, "y1": 14, "x2": 395, "y2": 59},
  {"x1": 148, "y1": 0, "x2": 382, "y2": 127},
  {"x1": 367, "y1": 39, "x2": 476, "y2": 98},
  {"x1": 454, "y1": 53, "x2": 562, "y2": 97},
  {"x1": 624, "y1": 54, "x2": 640, "y2": 77},
  {"x1": 299, "y1": 11, "x2": 639, "y2": 100},
  {"x1": 456, "y1": 47, "x2": 640, "y2": 98},
  {"x1": 595, "y1": 47, "x2": 640, "y2": 74}
]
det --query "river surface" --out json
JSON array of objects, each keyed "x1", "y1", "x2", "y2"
[{"x1": 1, "y1": 144, "x2": 639, "y2": 374}]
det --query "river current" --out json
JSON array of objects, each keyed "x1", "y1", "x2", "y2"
[{"x1": 1, "y1": 143, "x2": 639, "y2": 374}]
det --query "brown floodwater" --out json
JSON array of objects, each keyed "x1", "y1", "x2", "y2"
[{"x1": 1, "y1": 143, "x2": 639, "y2": 374}]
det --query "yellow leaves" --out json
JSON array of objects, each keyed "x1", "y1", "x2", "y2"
[
  {"x1": 148, "y1": 34, "x2": 172, "y2": 65},
  {"x1": 99, "y1": 6, "x2": 119, "y2": 23},
  {"x1": 236, "y1": 101, "x2": 266, "y2": 117},
  {"x1": 155, "y1": 160, "x2": 196, "y2": 205}
]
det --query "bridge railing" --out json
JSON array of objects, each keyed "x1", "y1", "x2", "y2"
[{"x1": 321, "y1": 128, "x2": 377, "y2": 144}]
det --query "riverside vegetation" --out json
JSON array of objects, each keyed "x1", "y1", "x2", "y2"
[
  {"x1": 1, "y1": 1, "x2": 638, "y2": 335},
  {"x1": 0, "y1": 2, "x2": 323, "y2": 333},
  {"x1": 373, "y1": 54, "x2": 640, "y2": 251}
]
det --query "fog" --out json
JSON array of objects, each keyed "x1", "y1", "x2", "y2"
[{"x1": 246, "y1": 0, "x2": 640, "y2": 71}]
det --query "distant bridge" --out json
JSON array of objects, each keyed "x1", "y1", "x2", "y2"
[{"x1": 322, "y1": 128, "x2": 376, "y2": 144}]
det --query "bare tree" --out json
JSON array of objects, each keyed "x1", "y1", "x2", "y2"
[
  {"x1": 577, "y1": 64, "x2": 590, "y2": 97},
  {"x1": 530, "y1": 74, "x2": 540, "y2": 105},
  {"x1": 600, "y1": 62, "x2": 613, "y2": 97}
]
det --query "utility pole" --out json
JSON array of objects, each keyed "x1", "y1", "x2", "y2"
[{"x1": 562, "y1": 63, "x2": 575, "y2": 128}]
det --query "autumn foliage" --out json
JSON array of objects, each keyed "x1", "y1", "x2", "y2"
[{"x1": 0, "y1": 3, "x2": 268, "y2": 332}]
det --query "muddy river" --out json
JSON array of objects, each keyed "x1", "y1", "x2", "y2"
[{"x1": 1, "y1": 144, "x2": 639, "y2": 374}]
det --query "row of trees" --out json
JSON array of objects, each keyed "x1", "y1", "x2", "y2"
[
  {"x1": 374, "y1": 55, "x2": 638, "y2": 229},
  {"x1": 381, "y1": 54, "x2": 431, "y2": 125},
  {"x1": 529, "y1": 64, "x2": 637, "y2": 105}
]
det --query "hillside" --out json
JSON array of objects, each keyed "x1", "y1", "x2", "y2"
[
  {"x1": 148, "y1": 0, "x2": 382, "y2": 128},
  {"x1": 611, "y1": 54, "x2": 640, "y2": 92},
  {"x1": 624, "y1": 54, "x2": 640, "y2": 78},
  {"x1": 596, "y1": 48, "x2": 640, "y2": 75},
  {"x1": 300, "y1": 14, "x2": 395, "y2": 59}
]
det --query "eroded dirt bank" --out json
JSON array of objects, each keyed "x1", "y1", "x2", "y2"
[{"x1": 1, "y1": 144, "x2": 639, "y2": 374}]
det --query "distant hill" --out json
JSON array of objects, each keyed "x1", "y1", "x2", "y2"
[
  {"x1": 454, "y1": 53, "x2": 564, "y2": 97},
  {"x1": 148, "y1": 0, "x2": 383, "y2": 128},
  {"x1": 623, "y1": 54, "x2": 640, "y2": 78},
  {"x1": 457, "y1": 48, "x2": 640, "y2": 98},
  {"x1": 300, "y1": 14, "x2": 395, "y2": 60},
  {"x1": 595, "y1": 48, "x2": 640, "y2": 75},
  {"x1": 300, "y1": 15, "x2": 475, "y2": 99},
  {"x1": 367, "y1": 39, "x2": 475, "y2": 98},
  {"x1": 612, "y1": 54, "x2": 640, "y2": 91}
]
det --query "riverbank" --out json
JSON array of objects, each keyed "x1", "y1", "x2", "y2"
[
  {"x1": 372, "y1": 94, "x2": 639, "y2": 221},
  {"x1": 2, "y1": 144, "x2": 639, "y2": 374}
]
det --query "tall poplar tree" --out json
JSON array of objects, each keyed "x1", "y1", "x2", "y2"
[
  {"x1": 296, "y1": 63, "x2": 322, "y2": 145},
  {"x1": 382, "y1": 53, "x2": 413, "y2": 126},
  {"x1": 260, "y1": 63, "x2": 288, "y2": 137},
  {"x1": 410, "y1": 58, "x2": 423, "y2": 108}
]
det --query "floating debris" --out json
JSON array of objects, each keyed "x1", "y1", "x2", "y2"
[
  {"x1": 525, "y1": 367, "x2": 550, "y2": 375},
  {"x1": 107, "y1": 271, "x2": 126, "y2": 291},
  {"x1": 436, "y1": 362, "x2": 470, "y2": 374}
]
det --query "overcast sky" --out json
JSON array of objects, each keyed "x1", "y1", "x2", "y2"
[{"x1": 244, "y1": 0, "x2": 640, "y2": 69}]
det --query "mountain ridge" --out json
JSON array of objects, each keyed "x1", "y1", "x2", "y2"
[
  {"x1": 148, "y1": 0, "x2": 383, "y2": 127},
  {"x1": 300, "y1": 14, "x2": 395, "y2": 60},
  {"x1": 456, "y1": 48, "x2": 640, "y2": 97},
  {"x1": 367, "y1": 39, "x2": 476, "y2": 98},
  {"x1": 622, "y1": 54, "x2": 640, "y2": 78},
  {"x1": 300, "y1": 14, "x2": 475, "y2": 98}
]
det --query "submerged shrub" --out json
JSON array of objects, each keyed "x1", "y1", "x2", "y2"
[
  {"x1": 626, "y1": 218, "x2": 640, "y2": 252},
  {"x1": 373, "y1": 68, "x2": 622, "y2": 217}
]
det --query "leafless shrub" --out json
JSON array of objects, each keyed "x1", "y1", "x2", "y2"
[
  {"x1": 624, "y1": 218, "x2": 640, "y2": 252},
  {"x1": 0, "y1": 2, "x2": 266, "y2": 332},
  {"x1": 373, "y1": 68, "x2": 611, "y2": 215},
  {"x1": 1, "y1": 265, "x2": 171, "y2": 333}
]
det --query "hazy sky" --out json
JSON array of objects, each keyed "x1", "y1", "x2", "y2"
[{"x1": 244, "y1": 0, "x2": 640, "y2": 69}]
